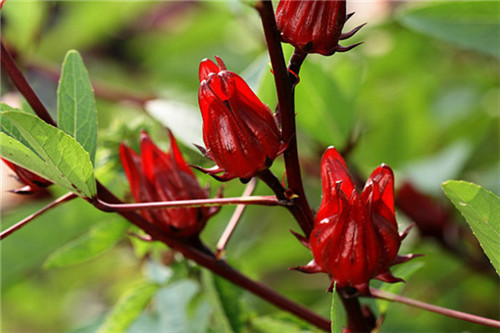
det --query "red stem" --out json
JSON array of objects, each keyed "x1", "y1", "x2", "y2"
[
  {"x1": 0, "y1": 192, "x2": 77, "y2": 240},
  {"x1": 369, "y1": 288, "x2": 500, "y2": 329},
  {"x1": 256, "y1": 1, "x2": 314, "y2": 237},
  {"x1": 93, "y1": 194, "x2": 284, "y2": 213},
  {"x1": 1, "y1": 41, "x2": 331, "y2": 331},
  {"x1": 1, "y1": 42, "x2": 56, "y2": 127}
]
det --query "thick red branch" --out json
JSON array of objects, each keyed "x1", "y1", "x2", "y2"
[{"x1": 256, "y1": 0, "x2": 314, "y2": 237}]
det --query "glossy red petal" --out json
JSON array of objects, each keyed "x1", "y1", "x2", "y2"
[
  {"x1": 119, "y1": 143, "x2": 144, "y2": 202},
  {"x1": 168, "y1": 129, "x2": 196, "y2": 178},
  {"x1": 199, "y1": 58, "x2": 221, "y2": 82},
  {"x1": 363, "y1": 164, "x2": 395, "y2": 216},
  {"x1": 2, "y1": 158, "x2": 51, "y2": 191},
  {"x1": 276, "y1": 0, "x2": 347, "y2": 56},
  {"x1": 319, "y1": 147, "x2": 356, "y2": 203},
  {"x1": 198, "y1": 58, "x2": 282, "y2": 180}
]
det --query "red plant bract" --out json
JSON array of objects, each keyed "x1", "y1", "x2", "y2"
[
  {"x1": 119, "y1": 130, "x2": 218, "y2": 237},
  {"x1": 295, "y1": 147, "x2": 415, "y2": 294},
  {"x1": 276, "y1": 0, "x2": 363, "y2": 56},
  {"x1": 197, "y1": 56, "x2": 284, "y2": 182}
]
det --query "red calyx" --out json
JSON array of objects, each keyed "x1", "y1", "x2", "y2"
[
  {"x1": 196, "y1": 56, "x2": 284, "y2": 182},
  {"x1": 276, "y1": 0, "x2": 364, "y2": 56},
  {"x1": 2, "y1": 158, "x2": 52, "y2": 194},
  {"x1": 293, "y1": 147, "x2": 417, "y2": 294},
  {"x1": 119, "y1": 130, "x2": 219, "y2": 237}
]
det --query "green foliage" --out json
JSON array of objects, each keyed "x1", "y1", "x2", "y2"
[
  {"x1": 97, "y1": 282, "x2": 159, "y2": 333},
  {"x1": 44, "y1": 218, "x2": 128, "y2": 268},
  {"x1": 202, "y1": 269, "x2": 244, "y2": 333},
  {"x1": 57, "y1": 50, "x2": 98, "y2": 165},
  {"x1": 398, "y1": 1, "x2": 500, "y2": 58},
  {"x1": 0, "y1": 111, "x2": 96, "y2": 198},
  {"x1": 330, "y1": 283, "x2": 346, "y2": 333},
  {"x1": 442, "y1": 181, "x2": 500, "y2": 275}
]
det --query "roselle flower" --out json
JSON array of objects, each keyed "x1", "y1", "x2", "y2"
[
  {"x1": 294, "y1": 147, "x2": 415, "y2": 294},
  {"x1": 119, "y1": 130, "x2": 219, "y2": 237},
  {"x1": 197, "y1": 56, "x2": 284, "y2": 182},
  {"x1": 2, "y1": 158, "x2": 52, "y2": 194},
  {"x1": 275, "y1": 0, "x2": 364, "y2": 56}
]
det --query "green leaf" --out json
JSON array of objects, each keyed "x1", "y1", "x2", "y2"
[
  {"x1": 398, "y1": 1, "x2": 500, "y2": 58},
  {"x1": 376, "y1": 261, "x2": 425, "y2": 314},
  {"x1": 0, "y1": 104, "x2": 22, "y2": 113},
  {"x1": 44, "y1": 218, "x2": 128, "y2": 268},
  {"x1": 330, "y1": 283, "x2": 346, "y2": 333},
  {"x1": 58, "y1": 50, "x2": 97, "y2": 165},
  {"x1": 97, "y1": 282, "x2": 159, "y2": 333},
  {"x1": 202, "y1": 269, "x2": 244, "y2": 333},
  {"x1": 156, "y1": 280, "x2": 199, "y2": 331},
  {"x1": 0, "y1": 111, "x2": 96, "y2": 198},
  {"x1": 442, "y1": 180, "x2": 500, "y2": 275}
]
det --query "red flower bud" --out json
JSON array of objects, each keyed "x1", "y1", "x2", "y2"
[
  {"x1": 2, "y1": 158, "x2": 52, "y2": 194},
  {"x1": 396, "y1": 181, "x2": 454, "y2": 241},
  {"x1": 294, "y1": 147, "x2": 416, "y2": 294},
  {"x1": 197, "y1": 56, "x2": 284, "y2": 182},
  {"x1": 275, "y1": 0, "x2": 364, "y2": 56},
  {"x1": 119, "y1": 130, "x2": 218, "y2": 237}
]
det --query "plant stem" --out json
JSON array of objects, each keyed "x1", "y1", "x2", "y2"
[
  {"x1": 339, "y1": 288, "x2": 372, "y2": 333},
  {"x1": 369, "y1": 288, "x2": 500, "y2": 329},
  {"x1": 0, "y1": 192, "x2": 77, "y2": 240},
  {"x1": 0, "y1": 42, "x2": 56, "y2": 126},
  {"x1": 256, "y1": 0, "x2": 314, "y2": 237},
  {"x1": 216, "y1": 178, "x2": 257, "y2": 259},
  {"x1": 93, "y1": 195, "x2": 285, "y2": 213},
  {"x1": 1, "y1": 42, "x2": 331, "y2": 331}
]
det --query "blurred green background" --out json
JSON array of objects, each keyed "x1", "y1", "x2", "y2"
[{"x1": 1, "y1": 1, "x2": 499, "y2": 332}]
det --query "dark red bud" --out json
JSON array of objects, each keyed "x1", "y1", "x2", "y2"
[
  {"x1": 296, "y1": 147, "x2": 413, "y2": 294},
  {"x1": 2, "y1": 158, "x2": 52, "y2": 194},
  {"x1": 119, "y1": 130, "x2": 218, "y2": 237},
  {"x1": 276, "y1": 0, "x2": 363, "y2": 56},
  {"x1": 197, "y1": 57, "x2": 284, "y2": 181},
  {"x1": 396, "y1": 181, "x2": 453, "y2": 240}
]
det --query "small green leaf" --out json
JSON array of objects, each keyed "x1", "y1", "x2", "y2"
[
  {"x1": 0, "y1": 111, "x2": 96, "y2": 198},
  {"x1": 58, "y1": 50, "x2": 97, "y2": 165},
  {"x1": 398, "y1": 1, "x2": 500, "y2": 58},
  {"x1": 1, "y1": 103, "x2": 22, "y2": 113},
  {"x1": 97, "y1": 282, "x2": 159, "y2": 333},
  {"x1": 44, "y1": 218, "x2": 128, "y2": 268},
  {"x1": 442, "y1": 180, "x2": 500, "y2": 275},
  {"x1": 376, "y1": 261, "x2": 425, "y2": 314},
  {"x1": 202, "y1": 269, "x2": 244, "y2": 333},
  {"x1": 330, "y1": 283, "x2": 346, "y2": 333}
]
